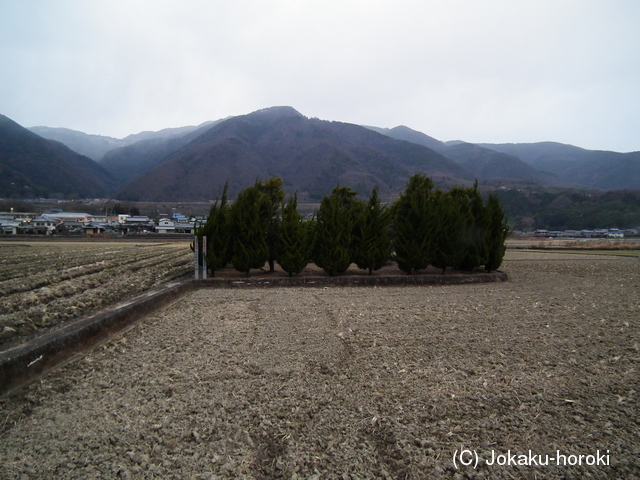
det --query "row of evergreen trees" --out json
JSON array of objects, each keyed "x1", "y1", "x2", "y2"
[{"x1": 194, "y1": 174, "x2": 509, "y2": 277}]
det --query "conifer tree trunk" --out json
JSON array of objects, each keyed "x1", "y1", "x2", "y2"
[{"x1": 258, "y1": 177, "x2": 285, "y2": 273}]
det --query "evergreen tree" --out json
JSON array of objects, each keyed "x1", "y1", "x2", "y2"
[
  {"x1": 258, "y1": 177, "x2": 285, "y2": 272},
  {"x1": 431, "y1": 188, "x2": 471, "y2": 274},
  {"x1": 229, "y1": 182, "x2": 270, "y2": 276},
  {"x1": 457, "y1": 182, "x2": 490, "y2": 272},
  {"x1": 200, "y1": 181, "x2": 231, "y2": 276},
  {"x1": 277, "y1": 193, "x2": 315, "y2": 276},
  {"x1": 392, "y1": 174, "x2": 436, "y2": 274},
  {"x1": 313, "y1": 186, "x2": 359, "y2": 276},
  {"x1": 485, "y1": 193, "x2": 509, "y2": 271},
  {"x1": 352, "y1": 186, "x2": 392, "y2": 275}
]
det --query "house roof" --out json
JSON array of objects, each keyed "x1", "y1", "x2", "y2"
[
  {"x1": 125, "y1": 216, "x2": 152, "y2": 223},
  {"x1": 42, "y1": 212, "x2": 90, "y2": 222}
]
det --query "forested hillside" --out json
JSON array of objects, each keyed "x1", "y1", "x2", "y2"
[{"x1": 0, "y1": 114, "x2": 115, "y2": 199}]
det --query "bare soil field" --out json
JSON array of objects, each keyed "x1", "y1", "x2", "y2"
[
  {"x1": 508, "y1": 238, "x2": 640, "y2": 253},
  {"x1": 1, "y1": 250, "x2": 639, "y2": 479},
  {"x1": 0, "y1": 241, "x2": 193, "y2": 348}
]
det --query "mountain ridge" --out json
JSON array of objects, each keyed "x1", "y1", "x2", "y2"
[
  {"x1": 29, "y1": 121, "x2": 218, "y2": 161},
  {"x1": 2, "y1": 107, "x2": 639, "y2": 201},
  {"x1": 116, "y1": 107, "x2": 475, "y2": 202},
  {"x1": 0, "y1": 114, "x2": 115, "y2": 198},
  {"x1": 99, "y1": 120, "x2": 225, "y2": 185},
  {"x1": 369, "y1": 125, "x2": 640, "y2": 191}
]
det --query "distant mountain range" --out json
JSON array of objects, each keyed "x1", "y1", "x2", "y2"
[
  {"x1": 99, "y1": 121, "x2": 223, "y2": 186},
  {"x1": 114, "y1": 107, "x2": 474, "y2": 201},
  {"x1": 0, "y1": 107, "x2": 639, "y2": 205},
  {"x1": 365, "y1": 126, "x2": 565, "y2": 187},
  {"x1": 29, "y1": 122, "x2": 218, "y2": 161},
  {"x1": 0, "y1": 114, "x2": 115, "y2": 198},
  {"x1": 476, "y1": 142, "x2": 640, "y2": 191}
]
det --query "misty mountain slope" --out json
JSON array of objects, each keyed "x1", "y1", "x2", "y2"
[
  {"x1": 364, "y1": 125, "x2": 447, "y2": 152},
  {"x1": 12, "y1": 107, "x2": 640, "y2": 201},
  {"x1": 373, "y1": 126, "x2": 640, "y2": 191},
  {"x1": 479, "y1": 142, "x2": 640, "y2": 190},
  {"x1": 120, "y1": 122, "x2": 218, "y2": 144},
  {"x1": 478, "y1": 142, "x2": 591, "y2": 168},
  {"x1": 116, "y1": 106, "x2": 475, "y2": 202},
  {"x1": 364, "y1": 124, "x2": 572, "y2": 187},
  {"x1": 439, "y1": 142, "x2": 567, "y2": 187},
  {"x1": 1, "y1": 114, "x2": 116, "y2": 198},
  {"x1": 29, "y1": 121, "x2": 219, "y2": 162},
  {"x1": 99, "y1": 121, "x2": 222, "y2": 187},
  {"x1": 28, "y1": 126, "x2": 127, "y2": 161}
]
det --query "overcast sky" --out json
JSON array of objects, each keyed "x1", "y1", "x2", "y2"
[{"x1": 1, "y1": 0, "x2": 639, "y2": 152}]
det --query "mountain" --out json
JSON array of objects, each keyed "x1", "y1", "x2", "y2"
[
  {"x1": 120, "y1": 122, "x2": 217, "y2": 144},
  {"x1": 11, "y1": 107, "x2": 640, "y2": 202},
  {"x1": 98, "y1": 121, "x2": 223, "y2": 187},
  {"x1": 364, "y1": 125, "x2": 446, "y2": 152},
  {"x1": 438, "y1": 142, "x2": 567, "y2": 187},
  {"x1": 0, "y1": 114, "x2": 115, "y2": 198},
  {"x1": 29, "y1": 121, "x2": 217, "y2": 161},
  {"x1": 365, "y1": 125, "x2": 568, "y2": 187},
  {"x1": 478, "y1": 142, "x2": 640, "y2": 190},
  {"x1": 368, "y1": 125, "x2": 640, "y2": 190},
  {"x1": 28, "y1": 126, "x2": 126, "y2": 161},
  {"x1": 116, "y1": 107, "x2": 475, "y2": 202}
]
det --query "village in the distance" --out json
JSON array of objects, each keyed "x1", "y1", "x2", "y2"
[{"x1": 1, "y1": 205, "x2": 636, "y2": 239}]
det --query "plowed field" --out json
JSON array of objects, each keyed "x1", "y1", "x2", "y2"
[
  {"x1": 0, "y1": 241, "x2": 192, "y2": 348},
  {"x1": 1, "y1": 250, "x2": 639, "y2": 479}
]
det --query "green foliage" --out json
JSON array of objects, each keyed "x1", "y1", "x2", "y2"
[
  {"x1": 111, "y1": 203, "x2": 127, "y2": 215},
  {"x1": 352, "y1": 186, "x2": 392, "y2": 275},
  {"x1": 192, "y1": 175, "x2": 511, "y2": 277},
  {"x1": 391, "y1": 174, "x2": 436, "y2": 274},
  {"x1": 330, "y1": 185, "x2": 360, "y2": 208},
  {"x1": 257, "y1": 177, "x2": 286, "y2": 272},
  {"x1": 200, "y1": 182, "x2": 231, "y2": 274},
  {"x1": 431, "y1": 188, "x2": 472, "y2": 274},
  {"x1": 456, "y1": 183, "x2": 490, "y2": 272},
  {"x1": 313, "y1": 186, "x2": 359, "y2": 276},
  {"x1": 485, "y1": 193, "x2": 509, "y2": 271},
  {"x1": 494, "y1": 188, "x2": 640, "y2": 230},
  {"x1": 229, "y1": 182, "x2": 270, "y2": 275},
  {"x1": 277, "y1": 193, "x2": 315, "y2": 276}
]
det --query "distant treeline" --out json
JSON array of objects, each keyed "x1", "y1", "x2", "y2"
[
  {"x1": 193, "y1": 174, "x2": 509, "y2": 277},
  {"x1": 495, "y1": 188, "x2": 640, "y2": 231}
]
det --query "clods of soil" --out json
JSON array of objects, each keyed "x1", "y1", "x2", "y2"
[
  {"x1": 0, "y1": 242, "x2": 192, "y2": 348},
  {"x1": 1, "y1": 250, "x2": 639, "y2": 479}
]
